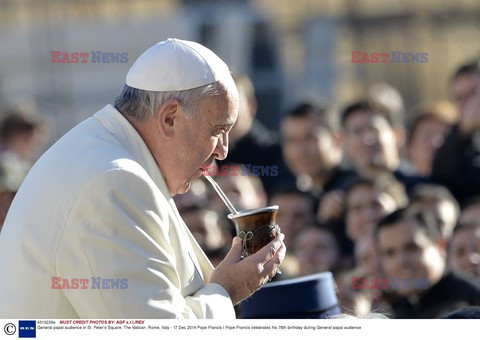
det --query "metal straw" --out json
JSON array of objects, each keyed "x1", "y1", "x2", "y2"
[
  {"x1": 203, "y1": 173, "x2": 238, "y2": 215},
  {"x1": 203, "y1": 172, "x2": 281, "y2": 274}
]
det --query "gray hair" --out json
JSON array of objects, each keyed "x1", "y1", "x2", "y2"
[{"x1": 114, "y1": 81, "x2": 225, "y2": 122}]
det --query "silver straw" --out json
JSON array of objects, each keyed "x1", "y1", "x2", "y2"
[{"x1": 203, "y1": 173, "x2": 238, "y2": 215}]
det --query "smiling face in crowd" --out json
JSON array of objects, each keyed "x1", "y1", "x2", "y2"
[
  {"x1": 377, "y1": 218, "x2": 445, "y2": 295},
  {"x1": 346, "y1": 183, "x2": 397, "y2": 241},
  {"x1": 343, "y1": 111, "x2": 399, "y2": 175},
  {"x1": 448, "y1": 225, "x2": 480, "y2": 285},
  {"x1": 281, "y1": 115, "x2": 341, "y2": 180}
]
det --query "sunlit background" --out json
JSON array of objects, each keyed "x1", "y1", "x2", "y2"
[{"x1": 0, "y1": 0, "x2": 479, "y2": 140}]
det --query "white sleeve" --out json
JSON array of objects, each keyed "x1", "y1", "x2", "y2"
[{"x1": 55, "y1": 167, "x2": 235, "y2": 319}]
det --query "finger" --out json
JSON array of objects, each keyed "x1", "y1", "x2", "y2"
[
  {"x1": 260, "y1": 242, "x2": 286, "y2": 277},
  {"x1": 222, "y1": 236, "x2": 243, "y2": 264},
  {"x1": 250, "y1": 233, "x2": 285, "y2": 266}
]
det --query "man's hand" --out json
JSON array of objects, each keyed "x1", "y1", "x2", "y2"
[{"x1": 209, "y1": 233, "x2": 286, "y2": 305}]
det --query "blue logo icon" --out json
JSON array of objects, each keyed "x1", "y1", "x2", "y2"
[{"x1": 18, "y1": 320, "x2": 36, "y2": 338}]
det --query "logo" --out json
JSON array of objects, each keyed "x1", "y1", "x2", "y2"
[
  {"x1": 4, "y1": 323, "x2": 16, "y2": 335},
  {"x1": 51, "y1": 276, "x2": 128, "y2": 289},
  {"x1": 18, "y1": 320, "x2": 36, "y2": 338},
  {"x1": 201, "y1": 164, "x2": 279, "y2": 177},
  {"x1": 351, "y1": 51, "x2": 428, "y2": 63},
  {"x1": 51, "y1": 51, "x2": 128, "y2": 63}
]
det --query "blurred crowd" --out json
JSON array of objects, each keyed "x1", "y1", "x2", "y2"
[
  {"x1": 0, "y1": 106, "x2": 47, "y2": 231},
  {"x1": 173, "y1": 61, "x2": 480, "y2": 318},
  {"x1": 1, "y1": 59, "x2": 480, "y2": 319}
]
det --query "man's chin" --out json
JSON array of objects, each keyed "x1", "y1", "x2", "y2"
[
  {"x1": 172, "y1": 181, "x2": 191, "y2": 196},
  {"x1": 175, "y1": 170, "x2": 203, "y2": 195}
]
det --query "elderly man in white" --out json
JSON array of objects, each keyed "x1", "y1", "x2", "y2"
[{"x1": 0, "y1": 39, "x2": 286, "y2": 319}]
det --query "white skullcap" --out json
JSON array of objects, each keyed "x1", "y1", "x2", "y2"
[{"x1": 126, "y1": 38, "x2": 231, "y2": 92}]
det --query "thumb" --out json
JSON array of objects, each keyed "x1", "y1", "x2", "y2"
[{"x1": 222, "y1": 236, "x2": 244, "y2": 263}]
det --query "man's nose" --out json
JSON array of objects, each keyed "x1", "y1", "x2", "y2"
[{"x1": 213, "y1": 132, "x2": 228, "y2": 160}]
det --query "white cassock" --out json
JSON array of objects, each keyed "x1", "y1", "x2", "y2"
[{"x1": 0, "y1": 104, "x2": 235, "y2": 319}]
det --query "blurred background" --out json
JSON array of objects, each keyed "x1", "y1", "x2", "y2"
[
  {"x1": 1, "y1": 0, "x2": 480, "y2": 319},
  {"x1": 0, "y1": 0, "x2": 479, "y2": 139}
]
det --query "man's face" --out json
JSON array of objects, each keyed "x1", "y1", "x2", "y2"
[
  {"x1": 281, "y1": 116, "x2": 339, "y2": 178},
  {"x1": 183, "y1": 209, "x2": 223, "y2": 252},
  {"x1": 355, "y1": 235, "x2": 382, "y2": 278},
  {"x1": 343, "y1": 111, "x2": 398, "y2": 174},
  {"x1": 294, "y1": 228, "x2": 339, "y2": 276},
  {"x1": 448, "y1": 227, "x2": 480, "y2": 284},
  {"x1": 377, "y1": 219, "x2": 445, "y2": 295},
  {"x1": 346, "y1": 184, "x2": 397, "y2": 241},
  {"x1": 413, "y1": 195, "x2": 458, "y2": 239},
  {"x1": 171, "y1": 89, "x2": 238, "y2": 195},
  {"x1": 452, "y1": 74, "x2": 479, "y2": 113}
]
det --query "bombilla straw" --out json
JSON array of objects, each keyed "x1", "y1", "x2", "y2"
[{"x1": 203, "y1": 172, "x2": 238, "y2": 215}]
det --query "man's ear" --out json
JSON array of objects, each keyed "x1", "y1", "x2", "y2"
[{"x1": 156, "y1": 99, "x2": 179, "y2": 140}]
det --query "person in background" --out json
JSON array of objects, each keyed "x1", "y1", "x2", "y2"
[
  {"x1": 368, "y1": 83, "x2": 406, "y2": 126},
  {"x1": 341, "y1": 100, "x2": 424, "y2": 193},
  {"x1": 405, "y1": 101, "x2": 458, "y2": 178},
  {"x1": 355, "y1": 231, "x2": 382, "y2": 280},
  {"x1": 345, "y1": 175, "x2": 408, "y2": 242},
  {"x1": 0, "y1": 160, "x2": 25, "y2": 230},
  {"x1": 280, "y1": 102, "x2": 356, "y2": 223},
  {"x1": 334, "y1": 270, "x2": 373, "y2": 317},
  {"x1": 432, "y1": 60, "x2": 480, "y2": 204},
  {"x1": 0, "y1": 107, "x2": 48, "y2": 231},
  {"x1": 268, "y1": 186, "x2": 317, "y2": 278},
  {"x1": 410, "y1": 183, "x2": 459, "y2": 240},
  {"x1": 280, "y1": 102, "x2": 356, "y2": 265},
  {"x1": 375, "y1": 206, "x2": 480, "y2": 318},
  {"x1": 268, "y1": 186, "x2": 316, "y2": 249},
  {"x1": 292, "y1": 223, "x2": 341, "y2": 276},
  {"x1": 173, "y1": 178, "x2": 209, "y2": 212},
  {"x1": 206, "y1": 166, "x2": 267, "y2": 214},
  {"x1": 181, "y1": 205, "x2": 226, "y2": 260},
  {"x1": 280, "y1": 102, "x2": 353, "y2": 197},
  {"x1": 353, "y1": 231, "x2": 386, "y2": 313},
  {"x1": 448, "y1": 221, "x2": 480, "y2": 285},
  {"x1": 0, "y1": 107, "x2": 47, "y2": 175},
  {"x1": 216, "y1": 74, "x2": 294, "y2": 196}
]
